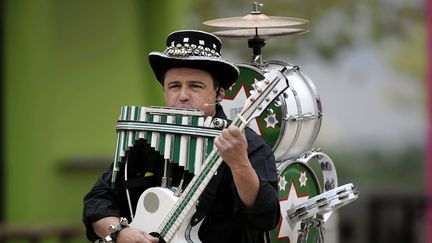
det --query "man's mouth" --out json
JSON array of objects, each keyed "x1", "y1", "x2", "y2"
[{"x1": 175, "y1": 104, "x2": 193, "y2": 109}]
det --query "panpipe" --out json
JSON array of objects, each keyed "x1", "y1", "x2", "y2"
[{"x1": 111, "y1": 106, "x2": 227, "y2": 187}]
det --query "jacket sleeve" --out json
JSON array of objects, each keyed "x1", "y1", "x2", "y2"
[
  {"x1": 82, "y1": 165, "x2": 123, "y2": 241},
  {"x1": 232, "y1": 128, "x2": 280, "y2": 231},
  {"x1": 82, "y1": 139, "x2": 164, "y2": 242}
]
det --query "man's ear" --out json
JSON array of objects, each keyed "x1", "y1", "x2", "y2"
[{"x1": 217, "y1": 87, "x2": 225, "y2": 101}]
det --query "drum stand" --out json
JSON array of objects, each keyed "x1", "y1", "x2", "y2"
[{"x1": 297, "y1": 217, "x2": 325, "y2": 243}]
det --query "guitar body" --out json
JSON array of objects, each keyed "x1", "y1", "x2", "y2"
[{"x1": 130, "y1": 187, "x2": 201, "y2": 243}]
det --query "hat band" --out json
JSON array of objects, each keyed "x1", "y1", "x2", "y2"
[{"x1": 164, "y1": 43, "x2": 221, "y2": 58}]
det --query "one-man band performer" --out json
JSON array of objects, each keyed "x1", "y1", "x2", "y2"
[{"x1": 82, "y1": 30, "x2": 280, "y2": 243}]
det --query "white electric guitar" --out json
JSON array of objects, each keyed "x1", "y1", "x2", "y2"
[{"x1": 130, "y1": 68, "x2": 289, "y2": 243}]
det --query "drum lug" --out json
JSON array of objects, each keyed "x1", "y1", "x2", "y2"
[
  {"x1": 320, "y1": 161, "x2": 332, "y2": 171},
  {"x1": 324, "y1": 179, "x2": 335, "y2": 191}
]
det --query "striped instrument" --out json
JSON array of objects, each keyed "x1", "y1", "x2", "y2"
[{"x1": 110, "y1": 106, "x2": 226, "y2": 188}]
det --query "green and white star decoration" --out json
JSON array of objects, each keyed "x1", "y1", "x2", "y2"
[
  {"x1": 221, "y1": 65, "x2": 282, "y2": 149},
  {"x1": 270, "y1": 162, "x2": 321, "y2": 243}
]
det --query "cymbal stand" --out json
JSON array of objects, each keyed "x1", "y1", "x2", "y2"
[{"x1": 248, "y1": 35, "x2": 265, "y2": 66}]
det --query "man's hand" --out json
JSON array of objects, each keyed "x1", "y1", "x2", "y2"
[
  {"x1": 117, "y1": 227, "x2": 159, "y2": 243},
  {"x1": 214, "y1": 125, "x2": 248, "y2": 169},
  {"x1": 214, "y1": 125, "x2": 259, "y2": 206},
  {"x1": 92, "y1": 217, "x2": 158, "y2": 243}
]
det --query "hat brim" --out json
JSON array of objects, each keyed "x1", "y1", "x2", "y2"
[{"x1": 149, "y1": 52, "x2": 239, "y2": 89}]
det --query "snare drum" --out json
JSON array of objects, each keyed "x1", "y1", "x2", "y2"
[
  {"x1": 269, "y1": 161, "x2": 321, "y2": 243},
  {"x1": 221, "y1": 61, "x2": 322, "y2": 161}
]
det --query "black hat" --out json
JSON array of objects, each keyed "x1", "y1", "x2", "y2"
[{"x1": 149, "y1": 30, "x2": 239, "y2": 89}]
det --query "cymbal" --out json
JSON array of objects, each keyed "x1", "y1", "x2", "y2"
[
  {"x1": 212, "y1": 28, "x2": 308, "y2": 39},
  {"x1": 203, "y1": 13, "x2": 308, "y2": 28}
]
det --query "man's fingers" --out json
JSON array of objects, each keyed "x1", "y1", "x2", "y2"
[
  {"x1": 228, "y1": 125, "x2": 242, "y2": 137},
  {"x1": 142, "y1": 232, "x2": 159, "y2": 243}
]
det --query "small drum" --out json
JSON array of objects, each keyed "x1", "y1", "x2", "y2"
[
  {"x1": 221, "y1": 61, "x2": 322, "y2": 161},
  {"x1": 269, "y1": 161, "x2": 321, "y2": 242},
  {"x1": 269, "y1": 150, "x2": 339, "y2": 243}
]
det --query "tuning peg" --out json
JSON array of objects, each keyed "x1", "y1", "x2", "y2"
[
  {"x1": 252, "y1": 81, "x2": 263, "y2": 90},
  {"x1": 274, "y1": 98, "x2": 282, "y2": 107}
]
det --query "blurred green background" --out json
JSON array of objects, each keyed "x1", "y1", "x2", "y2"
[{"x1": 2, "y1": 0, "x2": 427, "y2": 242}]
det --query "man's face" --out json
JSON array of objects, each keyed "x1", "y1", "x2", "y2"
[{"x1": 163, "y1": 67, "x2": 223, "y2": 117}]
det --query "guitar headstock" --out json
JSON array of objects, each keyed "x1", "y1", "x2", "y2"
[{"x1": 240, "y1": 68, "x2": 289, "y2": 123}]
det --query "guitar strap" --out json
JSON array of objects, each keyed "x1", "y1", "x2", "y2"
[{"x1": 190, "y1": 162, "x2": 227, "y2": 226}]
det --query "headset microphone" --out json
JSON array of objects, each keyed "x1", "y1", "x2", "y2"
[{"x1": 204, "y1": 100, "x2": 221, "y2": 107}]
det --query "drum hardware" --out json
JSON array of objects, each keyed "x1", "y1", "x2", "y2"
[
  {"x1": 324, "y1": 179, "x2": 336, "y2": 191},
  {"x1": 297, "y1": 150, "x2": 338, "y2": 194},
  {"x1": 297, "y1": 218, "x2": 325, "y2": 243},
  {"x1": 285, "y1": 113, "x2": 321, "y2": 121},
  {"x1": 320, "y1": 161, "x2": 332, "y2": 171},
  {"x1": 287, "y1": 183, "x2": 359, "y2": 226}
]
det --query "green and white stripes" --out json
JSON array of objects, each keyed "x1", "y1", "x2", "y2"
[{"x1": 111, "y1": 106, "x2": 221, "y2": 188}]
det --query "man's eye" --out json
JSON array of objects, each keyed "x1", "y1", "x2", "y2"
[{"x1": 169, "y1": 84, "x2": 180, "y2": 89}]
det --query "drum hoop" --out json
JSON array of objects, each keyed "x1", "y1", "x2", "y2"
[
  {"x1": 277, "y1": 63, "x2": 323, "y2": 160},
  {"x1": 293, "y1": 69, "x2": 323, "y2": 152}
]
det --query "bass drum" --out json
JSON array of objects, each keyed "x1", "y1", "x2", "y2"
[
  {"x1": 221, "y1": 61, "x2": 322, "y2": 161},
  {"x1": 269, "y1": 161, "x2": 321, "y2": 243}
]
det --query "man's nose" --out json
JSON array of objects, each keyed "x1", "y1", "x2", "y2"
[{"x1": 179, "y1": 87, "x2": 190, "y2": 101}]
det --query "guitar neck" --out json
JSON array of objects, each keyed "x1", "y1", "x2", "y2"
[{"x1": 157, "y1": 114, "x2": 247, "y2": 241}]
